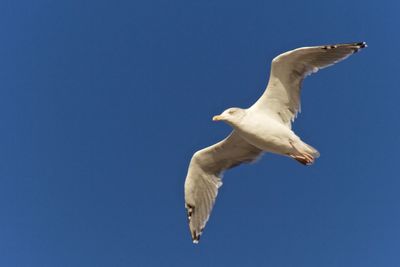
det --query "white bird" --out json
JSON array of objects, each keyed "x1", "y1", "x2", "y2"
[{"x1": 184, "y1": 42, "x2": 367, "y2": 243}]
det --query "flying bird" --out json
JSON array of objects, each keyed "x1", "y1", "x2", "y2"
[{"x1": 184, "y1": 42, "x2": 367, "y2": 243}]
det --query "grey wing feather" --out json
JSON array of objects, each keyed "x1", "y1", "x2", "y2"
[
  {"x1": 251, "y1": 42, "x2": 367, "y2": 128},
  {"x1": 184, "y1": 131, "x2": 262, "y2": 243}
]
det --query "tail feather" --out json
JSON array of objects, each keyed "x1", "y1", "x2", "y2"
[{"x1": 304, "y1": 143, "x2": 320, "y2": 158}]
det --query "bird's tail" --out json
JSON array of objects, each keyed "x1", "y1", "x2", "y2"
[{"x1": 304, "y1": 143, "x2": 320, "y2": 159}]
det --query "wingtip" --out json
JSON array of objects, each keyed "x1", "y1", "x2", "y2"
[
  {"x1": 322, "y1": 42, "x2": 367, "y2": 52},
  {"x1": 186, "y1": 204, "x2": 203, "y2": 244},
  {"x1": 351, "y1": 42, "x2": 367, "y2": 53},
  {"x1": 191, "y1": 230, "x2": 201, "y2": 244},
  {"x1": 357, "y1": 41, "x2": 367, "y2": 48}
]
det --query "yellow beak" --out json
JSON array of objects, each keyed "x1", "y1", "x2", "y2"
[{"x1": 212, "y1": 115, "x2": 222, "y2": 121}]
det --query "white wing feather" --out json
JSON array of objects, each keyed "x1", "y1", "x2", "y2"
[
  {"x1": 251, "y1": 42, "x2": 367, "y2": 128},
  {"x1": 184, "y1": 131, "x2": 262, "y2": 243}
]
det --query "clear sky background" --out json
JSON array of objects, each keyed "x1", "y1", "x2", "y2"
[{"x1": 1, "y1": 0, "x2": 399, "y2": 266}]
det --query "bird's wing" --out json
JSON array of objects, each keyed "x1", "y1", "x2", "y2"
[
  {"x1": 184, "y1": 131, "x2": 263, "y2": 243},
  {"x1": 250, "y1": 42, "x2": 367, "y2": 128}
]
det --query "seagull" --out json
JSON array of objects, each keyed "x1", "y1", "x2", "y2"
[{"x1": 184, "y1": 42, "x2": 367, "y2": 243}]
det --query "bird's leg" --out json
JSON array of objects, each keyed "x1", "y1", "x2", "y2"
[{"x1": 289, "y1": 154, "x2": 314, "y2": 165}]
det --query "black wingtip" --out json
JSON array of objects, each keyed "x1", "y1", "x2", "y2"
[
  {"x1": 191, "y1": 226, "x2": 204, "y2": 244},
  {"x1": 186, "y1": 204, "x2": 202, "y2": 244},
  {"x1": 356, "y1": 41, "x2": 367, "y2": 48},
  {"x1": 322, "y1": 42, "x2": 367, "y2": 51},
  {"x1": 352, "y1": 42, "x2": 367, "y2": 53},
  {"x1": 192, "y1": 234, "x2": 200, "y2": 244},
  {"x1": 191, "y1": 227, "x2": 202, "y2": 244}
]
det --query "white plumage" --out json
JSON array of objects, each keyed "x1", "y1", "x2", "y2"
[{"x1": 184, "y1": 42, "x2": 367, "y2": 243}]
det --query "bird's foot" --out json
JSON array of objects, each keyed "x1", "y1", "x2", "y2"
[{"x1": 289, "y1": 153, "x2": 314, "y2": 165}]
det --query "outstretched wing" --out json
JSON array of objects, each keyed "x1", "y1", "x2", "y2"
[
  {"x1": 251, "y1": 42, "x2": 367, "y2": 128},
  {"x1": 184, "y1": 131, "x2": 262, "y2": 243}
]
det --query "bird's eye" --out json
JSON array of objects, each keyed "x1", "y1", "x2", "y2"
[{"x1": 228, "y1": 110, "x2": 234, "y2": 114}]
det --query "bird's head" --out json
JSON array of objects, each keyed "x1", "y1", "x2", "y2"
[{"x1": 212, "y1": 107, "x2": 246, "y2": 125}]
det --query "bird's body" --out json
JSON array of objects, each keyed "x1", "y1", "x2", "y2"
[
  {"x1": 229, "y1": 109, "x2": 310, "y2": 158},
  {"x1": 184, "y1": 42, "x2": 367, "y2": 243}
]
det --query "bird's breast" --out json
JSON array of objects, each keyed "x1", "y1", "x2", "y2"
[{"x1": 234, "y1": 115, "x2": 294, "y2": 154}]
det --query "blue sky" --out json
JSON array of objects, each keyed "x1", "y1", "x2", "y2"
[{"x1": 1, "y1": 0, "x2": 399, "y2": 266}]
